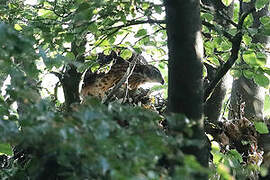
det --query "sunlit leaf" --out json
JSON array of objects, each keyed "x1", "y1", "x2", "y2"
[
  {"x1": 135, "y1": 28, "x2": 147, "y2": 38},
  {"x1": 0, "y1": 143, "x2": 12, "y2": 155},
  {"x1": 38, "y1": 9, "x2": 56, "y2": 19},
  {"x1": 221, "y1": 0, "x2": 233, "y2": 6},
  {"x1": 254, "y1": 121, "x2": 269, "y2": 134},
  {"x1": 243, "y1": 34, "x2": 252, "y2": 45},
  {"x1": 255, "y1": 0, "x2": 269, "y2": 11},
  {"x1": 120, "y1": 49, "x2": 132, "y2": 60},
  {"x1": 254, "y1": 73, "x2": 269, "y2": 87},
  {"x1": 243, "y1": 51, "x2": 257, "y2": 65},
  {"x1": 14, "y1": 24, "x2": 22, "y2": 31},
  {"x1": 243, "y1": 14, "x2": 254, "y2": 28}
]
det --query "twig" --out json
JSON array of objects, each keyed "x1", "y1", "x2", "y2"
[
  {"x1": 122, "y1": 82, "x2": 129, "y2": 104},
  {"x1": 118, "y1": 33, "x2": 130, "y2": 45},
  {"x1": 102, "y1": 54, "x2": 139, "y2": 104},
  {"x1": 104, "y1": 19, "x2": 165, "y2": 31}
]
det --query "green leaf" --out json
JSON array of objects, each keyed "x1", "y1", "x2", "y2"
[
  {"x1": 230, "y1": 70, "x2": 242, "y2": 78},
  {"x1": 66, "y1": 52, "x2": 75, "y2": 60},
  {"x1": 254, "y1": 73, "x2": 269, "y2": 87},
  {"x1": 247, "y1": 28, "x2": 258, "y2": 36},
  {"x1": 256, "y1": 52, "x2": 267, "y2": 67},
  {"x1": 243, "y1": 70, "x2": 254, "y2": 79},
  {"x1": 38, "y1": 9, "x2": 57, "y2": 19},
  {"x1": 221, "y1": 0, "x2": 233, "y2": 6},
  {"x1": 228, "y1": 149, "x2": 243, "y2": 163},
  {"x1": 243, "y1": 34, "x2": 252, "y2": 45},
  {"x1": 14, "y1": 24, "x2": 22, "y2": 31},
  {"x1": 260, "y1": 16, "x2": 270, "y2": 25},
  {"x1": 76, "y1": 2, "x2": 92, "y2": 20},
  {"x1": 201, "y1": 13, "x2": 214, "y2": 22},
  {"x1": 120, "y1": 49, "x2": 132, "y2": 60},
  {"x1": 0, "y1": 143, "x2": 13, "y2": 155},
  {"x1": 153, "y1": 5, "x2": 163, "y2": 14},
  {"x1": 243, "y1": 14, "x2": 254, "y2": 28},
  {"x1": 262, "y1": 23, "x2": 270, "y2": 36},
  {"x1": 255, "y1": 0, "x2": 269, "y2": 11},
  {"x1": 254, "y1": 122, "x2": 269, "y2": 134},
  {"x1": 208, "y1": 56, "x2": 220, "y2": 66},
  {"x1": 88, "y1": 23, "x2": 98, "y2": 32},
  {"x1": 220, "y1": 40, "x2": 232, "y2": 51},
  {"x1": 64, "y1": 33, "x2": 74, "y2": 42},
  {"x1": 135, "y1": 29, "x2": 147, "y2": 38},
  {"x1": 243, "y1": 51, "x2": 257, "y2": 66},
  {"x1": 242, "y1": 51, "x2": 266, "y2": 67}
]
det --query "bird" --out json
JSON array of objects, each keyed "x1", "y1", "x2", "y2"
[{"x1": 81, "y1": 51, "x2": 164, "y2": 99}]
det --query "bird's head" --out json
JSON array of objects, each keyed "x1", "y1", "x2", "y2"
[{"x1": 143, "y1": 65, "x2": 164, "y2": 85}]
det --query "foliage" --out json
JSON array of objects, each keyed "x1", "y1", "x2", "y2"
[
  {"x1": 0, "y1": 97, "x2": 208, "y2": 179},
  {"x1": 1, "y1": 0, "x2": 270, "y2": 179},
  {"x1": 203, "y1": 0, "x2": 270, "y2": 89},
  {"x1": 0, "y1": 6, "x2": 204, "y2": 178}
]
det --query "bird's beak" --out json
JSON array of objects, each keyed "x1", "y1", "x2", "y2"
[{"x1": 161, "y1": 78, "x2": 165, "y2": 85}]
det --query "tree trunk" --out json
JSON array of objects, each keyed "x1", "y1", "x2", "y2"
[
  {"x1": 166, "y1": 0, "x2": 203, "y2": 120},
  {"x1": 165, "y1": 0, "x2": 209, "y2": 178},
  {"x1": 61, "y1": 38, "x2": 86, "y2": 109},
  {"x1": 229, "y1": 1, "x2": 269, "y2": 120}
]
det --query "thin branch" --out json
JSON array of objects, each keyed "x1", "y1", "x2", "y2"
[
  {"x1": 117, "y1": 33, "x2": 130, "y2": 45},
  {"x1": 104, "y1": 19, "x2": 166, "y2": 31},
  {"x1": 50, "y1": 71, "x2": 62, "y2": 81},
  {"x1": 102, "y1": 54, "x2": 139, "y2": 104},
  {"x1": 201, "y1": 20, "x2": 233, "y2": 41}
]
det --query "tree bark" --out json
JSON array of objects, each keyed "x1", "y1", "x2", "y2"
[{"x1": 165, "y1": 0, "x2": 209, "y2": 178}]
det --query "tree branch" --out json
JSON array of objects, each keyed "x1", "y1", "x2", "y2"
[
  {"x1": 104, "y1": 19, "x2": 166, "y2": 31},
  {"x1": 204, "y1": 32, "x2": 242, "y2": 102},
  {"x1": 201, "y1": 20, "x2": 233, "y2": 41}
]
